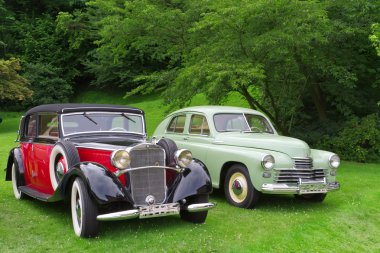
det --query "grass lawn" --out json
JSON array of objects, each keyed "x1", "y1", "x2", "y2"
[{"x1": 0, "y1": 93, "x2": 379, "y2": 252}]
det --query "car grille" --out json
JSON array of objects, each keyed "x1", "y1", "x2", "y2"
[
  {"x1": 293, "y1": 157, "x2": 313, "y2": 169},
  {"x1": 128, "y1": 144, "x2": 166, "y2": 206},
  {"x1": 274, "y1": 158, "x2": 326, "y2": 183}
]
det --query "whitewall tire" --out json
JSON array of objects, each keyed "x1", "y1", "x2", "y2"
[
  {"x1": 71, "y1": 177, "x2": 99, "y2": 238},
  {"x1": 11, "y1": 163, "x2": 24, "y2": 200}
]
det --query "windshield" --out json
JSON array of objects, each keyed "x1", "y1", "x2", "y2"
[
  {"x1": 61, "y1": 112, "x2": 145, "y2": 136},
  {"x1": 213, "y1": 113, "x2": 274, "y2": 133}
]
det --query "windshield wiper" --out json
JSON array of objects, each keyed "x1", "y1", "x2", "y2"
[
  {"x1": 83, "y1": 112, "x2": 98, "y2": 125},
  {"x1": 121, "y1": 113, "x2": 136, "y2": 123}
]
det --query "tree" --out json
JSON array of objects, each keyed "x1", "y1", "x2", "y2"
[{"x1": 0, "y1": 57, "x2": 32, "y2": 102}]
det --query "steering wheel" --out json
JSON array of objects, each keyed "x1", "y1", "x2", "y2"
[{"x1": 109, "y1": 127, "x2": 127, "y2": 131}]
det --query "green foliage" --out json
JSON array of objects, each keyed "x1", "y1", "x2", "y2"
[
  {"x1": 318, "y1": 114, "x2": 380, "y2": 162},
  {"x1": 0, "y1": 58, "x2": 32, "y2": 103},
  {"x1": 370, "y1": 23, "x2": 380, "y2": 56},
  {"x1": 22, "y1": 62, "x2": 72, "y2": 107}
]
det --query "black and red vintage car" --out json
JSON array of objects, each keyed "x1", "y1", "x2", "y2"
[{"x1": 5, "y1": 104, "x2": 215, "y2": 237}]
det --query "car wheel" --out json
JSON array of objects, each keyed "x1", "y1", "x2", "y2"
[
  {"x1": 296, "y1": 193, "x2": 327, "y2": 202},
  {"x1": 50, "y1": 141, "x2": 80, "y2": 190},
  {"x1": 71, "y1": 177, "x2": 99, "y2": 238},
  {"x1": 224, "y1": 164, "x2": 260, "y2": 208},
  {"x1": 157, "y1": 138, "x2": 178, "y2": 166},
  {"x1": 11, "y1": 163, "x2": 24, "y2": 200},
  {"x1": 180, "y1": 194, "x2": 209, "y2": 223}
]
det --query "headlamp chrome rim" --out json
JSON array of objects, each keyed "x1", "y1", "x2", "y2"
[
  {"x1": 111, "y1": 149, "x2": 130, "y2": 169},
  {"x1": 329, "y1": 154, "x2": 340, "y2": 169},
  {"x1": 261, "y1": 155, "x2": 275, "y2": 170},
  {"x1": 174, "y1": 149, "x2": 193, "y2": 168}
]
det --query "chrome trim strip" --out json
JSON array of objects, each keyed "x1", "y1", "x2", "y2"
[
  {"x1": 261, "y1": 181, "x2": 340, "y2": 194},
  {"x1": 114, "y1": 165, "x2": 183, "y2": 177},
  {"x1": 186, "y1": 203, "x2": 216, "y2": 213},
  {"x1": 97, "y1": 209, "x2": 140, "y2": 221}
]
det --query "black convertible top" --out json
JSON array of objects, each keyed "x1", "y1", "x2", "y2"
[{"x1": 25, "y1": 103, "x2": 144, "y2": 115}]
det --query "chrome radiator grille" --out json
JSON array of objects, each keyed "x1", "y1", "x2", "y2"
[
  {"x1": 274, "y1": 169, "x2": 326, "y2": 183},
  {"x1": 274, "y1": 158, "x2": 325, "y2": 183},
  {"x1": 128, "y1": 144, "x2": 166, "y2": 206},
  {"x1": 293, "y1": 157, "x2": 313, "y2": 169}
]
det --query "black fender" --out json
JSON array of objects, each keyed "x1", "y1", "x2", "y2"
[
  {"x1": 5, "y1": 148, "x2": 25, "y2": 187},
  {"x1": 58, "y1": 162, "x2": 134, "y2": 206},
  {"x1": 170, "y1": 159, "x2": 213, "y2": 203}
]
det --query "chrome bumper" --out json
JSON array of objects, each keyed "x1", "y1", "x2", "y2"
[
  {"x1": 97, "y1": 202, "x2": 216, "y2": 221},
  {"x1": 261, "y1": 181, "x2": 340, "y2": 194}
]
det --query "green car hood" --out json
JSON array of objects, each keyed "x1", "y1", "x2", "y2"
[{"x1": 215, "y1": 132, "x2": 310, "y2": 158}]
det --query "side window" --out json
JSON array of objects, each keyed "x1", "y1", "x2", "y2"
[
  {"x1": 38, "y1": 113, "x2": 59, "y2": 138},
  {"x1": 167, "y1": 115, "x2": 186, "y2": 133},
  {"x1": 25, "y1": 114, "x2": 37, "y2": 138},
  {"x1": 189, "y1": 115, "x2": 209, "y2": 135}
]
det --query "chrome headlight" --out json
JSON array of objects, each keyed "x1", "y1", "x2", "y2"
[
  {"x1": 174, "y1": 149, "x2": 192, "y2": 168},
  {"x1": 261, "y1": 155, "x2": 275, "y2": 170},
  {"x1": 111, "y1": 149, "x2": 130, "y2": 169},
  {"x1": 329, "y1": 154, "x2": 340, "y2": 169}
]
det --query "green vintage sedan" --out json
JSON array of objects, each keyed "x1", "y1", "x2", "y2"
[{"x1": 153, "y1": 106, "x2": 340, "y2": 208}]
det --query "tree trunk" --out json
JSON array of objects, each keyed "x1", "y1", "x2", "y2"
[{"x1": 310, "y1": 83, "x2": 327, "y2": 121}]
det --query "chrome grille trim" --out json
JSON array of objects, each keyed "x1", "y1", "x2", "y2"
[
  {"x1": 274, "y1": 169, "x2": 326, "y2": 183},
  {"x1": 293, "y1": 157, "x2": 313, "y2": 169},
  {"x1": 128, "y1": 143, "x2": 166, "y2": 206}
]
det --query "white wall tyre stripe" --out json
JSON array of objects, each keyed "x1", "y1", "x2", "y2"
[{"x1": 11, "y1": 163, "x2": 24, "y2": 200}]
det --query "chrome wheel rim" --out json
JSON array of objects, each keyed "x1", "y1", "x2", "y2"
[
  {"x1": 76, "y1": 195, "x2": 82, "y2": 226},
  {"x1": 228, "y1": 172, "x2": 248, "y2": 203},
  {"x1": 56, "y1": 161, "x2": 65, "y2": 181}
]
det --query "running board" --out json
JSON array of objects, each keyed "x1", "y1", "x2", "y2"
[{"x1": 19, "y1": 186, "x2": 53, "y2": 202}]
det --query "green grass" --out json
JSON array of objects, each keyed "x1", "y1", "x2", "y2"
[{"x1": 1, "y1": 92, "x2": 379, "y2": 252}]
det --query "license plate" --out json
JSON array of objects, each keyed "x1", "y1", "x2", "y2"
[
  {"x1": 299, "y1": 179, "x2": 327, "y2": 194},
  {"x1": 139, "y1": 203, "x2": 180, "y2": 219}
]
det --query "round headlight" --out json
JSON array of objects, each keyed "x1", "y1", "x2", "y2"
[
  {"x1": 111, "y1": 150, "x2": 130, "y2": 169},
  {"x1": 174, "y1": 149, "x2": 193, "y2": 168},
  {"x1": 261, "y1": 155, "x2": 275, "y2": 170},
  {"x1": 329, "y1": 154, "x2": 340, "y2": 169}
]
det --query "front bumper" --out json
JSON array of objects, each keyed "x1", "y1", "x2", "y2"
[
  {"x1": 97, "y1": 202, "x2": 216, "y2": 221},
  {"x1": 261, "y1": 180, "x2": 340, "y2": 195}
]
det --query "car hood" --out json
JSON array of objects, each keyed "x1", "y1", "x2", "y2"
[{"x1": 214, "y1": 132, "x2": 310, "y2": 158}]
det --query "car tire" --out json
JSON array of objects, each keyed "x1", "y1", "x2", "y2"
[
  {"x1": 157, "y1": 138, "x2": 178, "y2": 166},
  {"x1": 11, "y1": 162, "x2": 25, "y2": 200},
  {"x1": 180, "y1": 194, "x2": 209, "y2": 223},
  {"x1": 224, "y1": 164, "x2": 260, "y2": 208},
  {"x1": 50, "y1": 141, "x2": 80, "y2": 190},
  {"x1": 71, "y1": 177, "x2": 99, "y2": 238},
  {"x1": 296, "y1": 193, "x2": 327, "y2": 202}
]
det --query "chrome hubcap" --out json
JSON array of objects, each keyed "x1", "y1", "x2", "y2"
[
  {"x1": 228, "y1": 172, "x2": 248, "y2": 203},
  {"x1": 76, "y1": 197, "x2": 81, "y2": 226},
  {"x1": 56, "y1": 162, "x2": 65, "y2": 181},
  {"x1": 232, "y1": 179, "x2": 243, "y2": 195}
]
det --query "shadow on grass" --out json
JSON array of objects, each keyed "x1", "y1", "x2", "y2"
[{"x1": 211, "y1": 188, "x2": 339, "y2": 213}]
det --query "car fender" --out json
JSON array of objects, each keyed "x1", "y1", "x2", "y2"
[
  {"x1": 5, "y1": 148, "x2": 25, "y2": 185},
  {"x1": 205, "y1": 145, "x2": 292, "y2": 191},
  {"x1": 170, "y1": 159, "x2": 212, "y2": 203},
  {"x1": 59, "y1": 162, "x2": 133, "y2": 206}
]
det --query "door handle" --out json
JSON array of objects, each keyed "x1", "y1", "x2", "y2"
[{"x1": 183, "y1": 137, "x2": 189, "y2": 141}]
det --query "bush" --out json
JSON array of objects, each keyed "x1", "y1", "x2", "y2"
[{"x1": 318, "y1": 114, "x2": 380, "y2": 162}]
